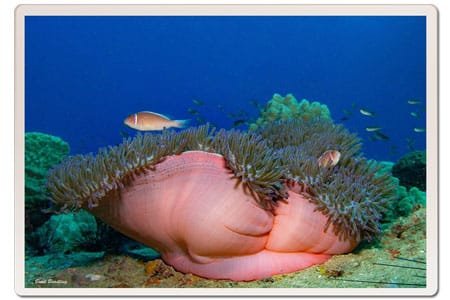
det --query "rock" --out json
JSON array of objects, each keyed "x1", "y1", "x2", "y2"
[
  {"x1": 120, "y1": 240, "x2": 160, "y2": 260},
  {"x1": 85, "y1": 274, "x2": 104, "y2": 281}
]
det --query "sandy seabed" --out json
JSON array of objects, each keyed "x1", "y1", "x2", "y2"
[{"x1": 25, "y1": 206, "x2": 426, "y2": 289}]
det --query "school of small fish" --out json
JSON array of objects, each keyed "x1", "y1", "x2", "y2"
[
  {"x1": 122, "y1": 97, "x2": 425, "y2": 159},
  {"x1": 336, "y1": 98, "x2": 426, "y2": 156}
]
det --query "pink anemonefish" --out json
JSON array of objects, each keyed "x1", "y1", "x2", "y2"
[
  {"x1": 317, "y1": 150, "x2": 341, "y2": 168},
  {"x1": 124, "y1": 111, "x2": 189, "y2": 131}
]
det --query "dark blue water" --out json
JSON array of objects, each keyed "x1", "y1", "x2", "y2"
[{"x1": 25, "y1": 16, "x2": 426, "y2": 161}]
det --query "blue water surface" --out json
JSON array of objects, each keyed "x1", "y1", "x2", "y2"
[{"x1": 25, "y1": 16, "x2": 426, "y2": 161}]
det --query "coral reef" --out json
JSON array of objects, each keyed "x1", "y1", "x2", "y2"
[
  {"x1": 249, "y1": 93, "x2": 332, "y2": 130},
  {"x1": 25, "y1": 132, "x2": 69, "y2": 234},
  {"x1": 392, "y1": 151, "x2": 426, "y2": 191},
  {"x1": 36, "y1": 210, "x2": 97, "y2": 254}
]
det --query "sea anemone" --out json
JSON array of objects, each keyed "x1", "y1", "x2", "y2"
[
  {"x1": 261, "y1": 119, "x2": 396, "y2": 242},
  {"x1": 47, "y1": 124, "x2": 285, "y2": 212},
  {"x1": 281, "y1": 149, "x2": 396, "y2": 242},
  {"x1": 46, "y1": 121, "x2": 396, "y2": 280},
  {"x1": 211, "y1": 129, "x2": 287, "y2": 210},
  {"x1": 258, "y1": 118, "x2": 361, "y2": 160}
]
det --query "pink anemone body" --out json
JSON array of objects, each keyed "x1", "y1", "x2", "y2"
[{"x1": 91, "y1": 151, "x2": 357, "y2": 281}]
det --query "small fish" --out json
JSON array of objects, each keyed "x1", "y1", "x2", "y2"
[
  {"x1": 366, "y1": 127, "x2": 382, "y2": 132},
  {"x1": 249, "y1": 99, "x2": 263, "y2": 109},
  {"x1": 192, "y1": 99, "x2": 204, "y2": 106},
  {"x1": 196, "y1": 116, "x2": 206, "y2": 124},
  {"x1": 373, "y1": 131, "x2": 390, "y2": 141},
  {"x1": 360, "y1": 109, "x2": 375, "y2": 117},
  {"x1": 217, "y1": 104, "x2": 225, "y2": 112},
  {"x1": 238, "y1": 109, "x2": 249, "y2": 117},
  {"x1": 187, "y1": 108, "x2": 200, "y2": 115},
  {"x1": 124, "y1": 111, "x2": 189, "y2": 131},
  {"x1": 342, "y1": 109, "x2": 352, "y2": 116},
  {"x1": 406, "y1": 138, "x2": 415, "y2": 151},
  {"x1": 340, "y1": 109, "x2": 353, "y2": 121},
  {"x1": 408, "y1": 100, "x2": 421, "y2": 105},
  {"x1": 414, "y1": 128, "x2": 425, "y2": 133},
  {"x1": 410, "y1": 112, "x2": 419, "y2": 117},
  {"x1": 228, "y1": 110, "x2": 248, "y2": 119},
  {"x1": 318, "y1": 150, "x2": 341, "y2": 168},
  {"x1": 232, "y1": 119, "x2": 247, "y2": 127}
]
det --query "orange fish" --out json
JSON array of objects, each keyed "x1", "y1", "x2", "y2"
[
  {"x1": 124, "y1": 111, "x2": 189, "y2": 131},
  {"x1": 318, "y1": 150, "x2": 341, "y2": 168}
]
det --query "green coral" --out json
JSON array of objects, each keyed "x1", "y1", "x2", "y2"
[
  {"x1": 394, "y1": 186, "x2": 426, "y2": 216},
  {"x1": 249, "y1": 93, "x2": 331, "y2": 130},
  {"x1": 373, "y1": 161, "x2": 394, "y2": 177},
  {"x1": 25, "y1": 132, "x2": 70, "y2": 232},
  {"x1": 35, "y1": 210, "x2": 97, "y2": 254},
  {"x1": 371, "y1": 160, "x2": 426, "y2": 222}
]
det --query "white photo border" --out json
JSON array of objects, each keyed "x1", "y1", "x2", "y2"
[{"x1": 14, "y1": 4, "x2": 438, "y2": 296}]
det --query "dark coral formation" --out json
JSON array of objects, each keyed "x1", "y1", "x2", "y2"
[
  {"x1": 48, "y1": 119, "x2": 396, "y2": 243},
  {"x1": 392, "y1": 151, "x2": 426, "y2": 191}
]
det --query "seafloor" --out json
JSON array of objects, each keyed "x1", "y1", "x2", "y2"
[{"x1": 25, "y1": 205, "x2": 426, "y2": 288}]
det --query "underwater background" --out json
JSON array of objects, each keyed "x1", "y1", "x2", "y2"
[
  {"x1": 25, "y1": 16, "x2": 426, "y2": 161},
  {"x1": 24, "y1": 16, "x2": 427, "y2": 288}
]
